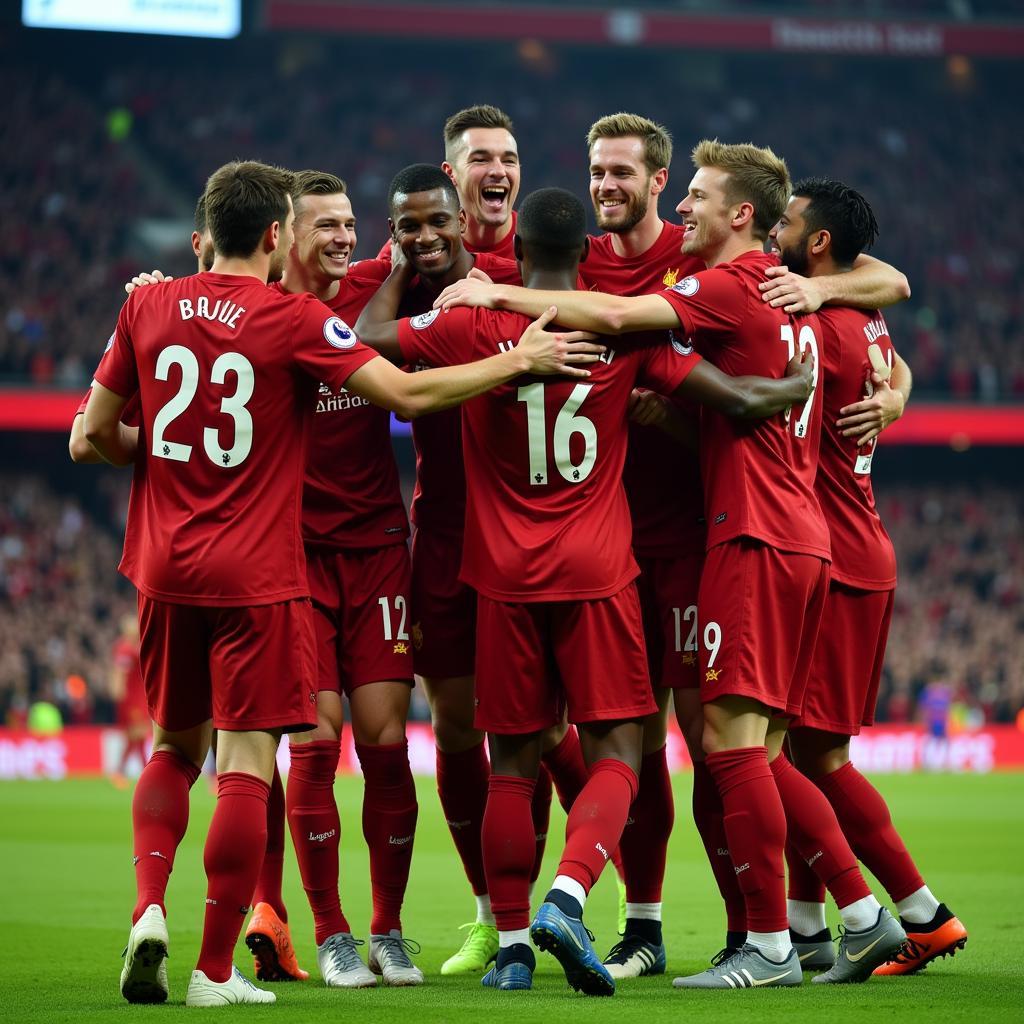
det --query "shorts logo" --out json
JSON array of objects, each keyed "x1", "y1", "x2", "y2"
[
  {"x1": 714, "y1": 512, "x2": 727, "y2": 525},
  {"x1": 682, "y1": 652, "x2": 696, "y2": 666},
  {"x1": 393, "y1": 641, "x2": 409, "y2": 655},
  {"x1": 324, "y1": 316, "x2": 357, "y2": 348},
  {"x1": 671, "y1": 276, "x2": 700, "y2": 297},
  {"x1": 411, "y1": 622, "x2": 423, "y2": 651},
  {"x1": 705, "y1": 668, "x2": 721, "y2": 682},
  {"x1": 411, "y1": 309, "x2": 440, "y2": 330},
  {"x1": 670, "y1": 331, "x2": 694, "y2": 356}
]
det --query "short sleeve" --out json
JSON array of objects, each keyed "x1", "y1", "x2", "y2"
[
  {"x1": 396, "y1": 305, "x2": 477, "y2": 368},
  {"x1": 657, "y1": 266, "x2": 747, "y2": 352},
  {"x1": 633, "y1": 330, "x2": 703, "y2": 395},
  {"x1": 93, "y1": 305, "x2": 140, "y2": 399},
  {"x1": 291, "y1": 295, "x2": 379, "y2": 392},
  {"x1": 334, "y1": 260, "x2": 391, "y2": 324}
]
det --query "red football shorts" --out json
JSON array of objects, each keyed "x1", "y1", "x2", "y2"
[
  {"x1": 137, "y1": 595, "x2": 318, "y2": 733},
  {"x1": 794, "y1": 582, "x2": 895, "y2": 735},
  {"x1": 474, "y1": 584, "x2": 656, "y2": 735},
  {"x1": 635, "y1": 551, "x2": 705, "y2": 690},
  {"x1": 697, "y1": 538, "x2": 829, "y2": 717},
  {"x1": 306, "y1": 544, "x2": 414, "y2": 694},
  {"x1": 410, "y1": 526, "x2": 476, "y2": 679}
]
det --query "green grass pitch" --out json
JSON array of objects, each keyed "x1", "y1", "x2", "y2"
[{"x1": 1, "y1": 771, "x2": 1021, "y2": 1022}]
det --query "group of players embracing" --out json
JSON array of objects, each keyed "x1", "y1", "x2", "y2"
[{"x1": 74, "y1": 103, "x2": 967, "y2": 1005}]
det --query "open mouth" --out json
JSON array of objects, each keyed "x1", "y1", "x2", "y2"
[
  {"x1": 414, "y1": 244, "x2": 447, "y2": 266},
  {"x1": 325, "y1": 250, "x2": 350, "y2": 267},
  {"x1": 599, "y1": 197, "x2": 626, "y2": 215},
  {"x1": 480, "y1": 185, "x2": 508, "y2": 212}
]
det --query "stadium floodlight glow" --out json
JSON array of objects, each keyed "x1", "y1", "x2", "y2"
[{"x1": 22, "y1": 0, "x2": 241, "y2": 39}]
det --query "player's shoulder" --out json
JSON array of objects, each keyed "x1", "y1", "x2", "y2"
[
  {"x1": 474, "y1": 252, "x2": 520, "y2": 284},
  {"x1": 346, "y1": 258, "x2": 390, "y2": 284},
  {"x1": 816, "y1": 304, "x2": 885, "y2": 334}
]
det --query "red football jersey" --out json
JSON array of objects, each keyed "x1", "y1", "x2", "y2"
[
  {"x1": 659, "y1": 250, "x2": 830, "y2": 561},
  {"x1": 814, "y1": 307, "x2": 897, "y2": 589},
  {"x1": 94, "y1": 272, "x2": 378, "y2": 606},
  {"x1": 376, "y1": 211, "x2": 519, "y2": 263},
  {"x1": 580, "y1": 221, "x2": 706, "y2": 557},
  {"x1": 395, "y1": 252, "x2": 522, "y2": 535},
  {"x1": 272, "y1": 267, "x2": 409, "y2": 550},
  {"x1": 80, "y1": 337, "x2": 144, "y2": 425},
  {"x1": 397, "y1": 304, "x2": 701, "y2": 602}
]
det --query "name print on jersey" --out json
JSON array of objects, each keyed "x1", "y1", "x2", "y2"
[{"x1": 178, "y1": 297, "x2": 246, "y2": 330}]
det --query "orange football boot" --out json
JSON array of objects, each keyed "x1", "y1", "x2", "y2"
[
  {"x1": 245, "y1": 902, "x2": 309, "y2": 981},
  {"x1": 873, "y1": 903, "x2": 967, "y2": 976}
]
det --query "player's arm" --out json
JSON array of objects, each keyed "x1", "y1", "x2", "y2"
[
  {"x1": 83, "y1": 383, "x2": 137, "y2": 466},
  {"x1": 675, "y1": 348, "x2": 815, "y2": 419},
  {"x1": 344, "y1": 307, "x2": 605, "y2": 418},
  {"x1": 433, "y1": 275, "x2": 679, "y2": 335},
  {"x1": 628, "y1": 389, "x2": 698, "y2": 449},
  {"x1": 836, "y1": 351, "x2": 913, "y2": 445},
  {"x1": 69, "y1": 412, "x2": 103, "y2": 463},
  {"x1": 352, "y1": 259, "x2": 417, "y2": 362},
  {"x1": 760, "y1": 254, "x2": 911, "y2": 314}
]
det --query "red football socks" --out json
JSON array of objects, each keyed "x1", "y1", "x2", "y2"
[
  {"x1": 355, "y1": 741, "x2": 418, "y2": 935},
  {"x1": 435, "y1": 743, "x2": 490, "y2": 896},
  {"x1": 706, "y1": 747, "x2": 787, "y2": 933},
  {"x1": 556, "y1": 758, "x2": 638, "y2": 891},
  {"x1": 770, "y1": 753, "x2": 870, "y2": 910},
  {"x1": 816, "y1": 759, "x2": 926, "y2": 902},
  {"x1": 482, "y1": 774, "x2": 536, "y2": 931},
  {"x1": 786, "y1": 839, "x2": 827, "y2": 903},
  {"x1": 619, "y1": 746, "x2": 674, "y2": 903},
  {"x1": 196, "y1": 772, "x2": 269, "y2": 983},
  {"x1": 252, "y1": 762, "x2": 287, "y2": 922},
  {"x1": 691, "y1": 759, "x2": 747, "y2": 933},
  {"x1": 131, "y1": 748, "x2": 201, "y2": 924},
  {"x1": 286, "y1": 740, "x2": 348, "y2": 944},
  {"x1": 542, "y1": 728, "x2": 589, "y2": 810},
  {"x1": 530, "y1": 765, "x2": 553, "y2": 883}
]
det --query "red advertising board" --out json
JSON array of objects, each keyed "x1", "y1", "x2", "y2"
[{"x1": 2, "y1": 723, "x2": 1021, "y2": 780}]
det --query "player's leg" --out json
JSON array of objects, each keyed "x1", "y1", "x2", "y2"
[
  {"x1": 532, "y1": 586, "x2": 653, "y2": 996},
  {"x1": 481, "y1": 730, "x2": 544, "y2": 990},
  {"x1": 413, "y1": 524, "x2": 500, "y2": 972},
  {"x1": 121, "y1": 596, "x2": 212, "y2": 1005},
  {"x1": 187, "y1": 599, "x2": 319, "y2": 1006},
  {"x1": 344, "y1": 544, "x2": 420, "y2": 986},
  {"x1": 673, "y1": 541, "x2": 804, "y2": 989},
  {"x1": 475, "y1": 596, "x2": 563, "y2": 992},
  {"x1": 280, "y1": 552, "x2": 350, "y2": 984}
]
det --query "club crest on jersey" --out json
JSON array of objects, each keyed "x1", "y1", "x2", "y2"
[
  {"x1": 324, "y1": 317, "x2": 356, "y2": 348},
  {"x1": 663, "y1": 267, "x2": 680, "y2": 287},
  {"x1": 411, "y1": 309, "x2": 440, "y2": 330},
  {"x1": 671, "y1": 276, "x2": 700, "y2": 297},
  {"x1": 670, "y1": 331, "x2": 694, "y2": 356}
]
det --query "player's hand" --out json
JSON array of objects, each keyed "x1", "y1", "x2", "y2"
[
  {"x1": 785, "y1": 345, "x2": 816, "y2": 399},
  {"x1": 125, "y1": 269, "x2": 172, "y2": 294},
  {"x1": 837, "y1": 373, "x2": 905, "y2": 446},
  {"x1": 433, "y1": 271, "x2": 500, "y2": 312},
  {"x1": 759, "y1": 265, "x2": 825, "y2": 313},
  {"x1": 515, "y1": 306, "x2": 604, "y2": 378},
  {"x1": 628, "y1": 388, "x2": 670, "y2": 427},
  {"x1": 389, "y1": 238, "x2": 407, "y2": 271}
]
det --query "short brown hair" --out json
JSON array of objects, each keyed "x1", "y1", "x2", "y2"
[
  {"x1": 291, "y1": 169, "x2": 348, "y2": 211},
  {"x1": 691, "y1": 139, "x2": 791, "y2": 241},
  {"x1": 443, "y1": 104, "x2": 514, "y2": 161},
  {"x1": 587, "y1": 113, "x2": 672, "y2": 174},
  {"x1": 203, "y1": 160, "x2": 294, "y2": 259}
]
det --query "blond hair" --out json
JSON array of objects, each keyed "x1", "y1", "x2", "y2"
[
  {"x1": 587, "y1": 113, "x2": 672, "y2": 174},
  {"x1": 691, "y1": 139, "x2": 790, "y2": 240}
]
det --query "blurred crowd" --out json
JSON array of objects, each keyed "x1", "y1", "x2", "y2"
[
  {"x1": 1, "y1": 473, "x2": 1019, "y2": 731},
  {"x1": 0, "y1": 33, "x2": 1022, "y2": 400}
]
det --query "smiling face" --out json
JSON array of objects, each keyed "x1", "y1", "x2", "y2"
[
  {"x1": 289, "y1": 191, "x2": 356, "y2": 287},
  {"x1": 675, "y1": 166, "x2": 736, "y2": 260},
  {"x1": 444, "y1": 126, "x2": 520, "y2": 231},
  {"x1": 390, "y1": 187, "x2": 465, "y2": 279},
  {"x1": 589, "y1": 135, "x2": 658, "y2": 234},
  {"x1": 769, "y1": 195, "x2": 813, "y2": 276}
]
